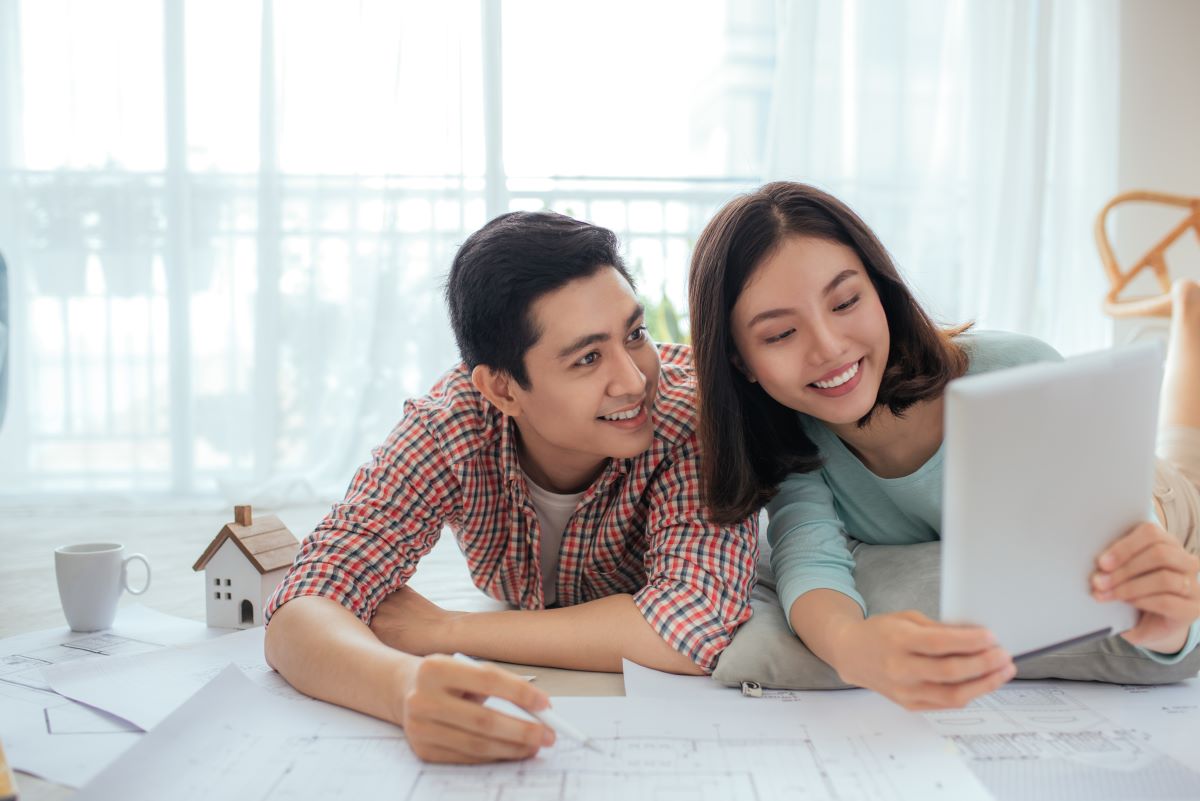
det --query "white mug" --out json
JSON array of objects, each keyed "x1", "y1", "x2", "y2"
[{"x1": 54, "y1": 543, "x2": 152, "y2": 632}]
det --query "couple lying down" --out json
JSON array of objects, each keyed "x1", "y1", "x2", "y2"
[{"x1": 263, "y1": 182, "x2": 1200, "y2": 763}]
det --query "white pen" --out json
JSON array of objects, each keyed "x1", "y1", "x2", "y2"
[
  {"x1": 531, "y1": 705, "x2": 606, "y2": 754},
  {"x1": 452, "y1": 653, "x2": 606, "y2": 754}
]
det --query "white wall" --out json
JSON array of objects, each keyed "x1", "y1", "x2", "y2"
[{"x1": 1113, "y1": 0, "x2": 1200, "y2": 341}]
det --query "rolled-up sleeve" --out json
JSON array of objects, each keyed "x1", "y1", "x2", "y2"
[
  {"x1": 633, "y1": 441, "x2": 759, "y2": 673},
  {"x1": 265, "y1": 403, "x2": 457, "y2": 626}
]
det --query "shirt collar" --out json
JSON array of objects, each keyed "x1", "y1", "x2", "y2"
[{"x1": 500, "y1": 414, "x2": 526, "y2": 491}]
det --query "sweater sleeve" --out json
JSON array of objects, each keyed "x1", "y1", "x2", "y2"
[
  {"x1": 1139, "y1": 620, "x2": 1200, "y2": 665},
  {"x1": 767, "y1": 468, "x2": 865, "y2": 631}
]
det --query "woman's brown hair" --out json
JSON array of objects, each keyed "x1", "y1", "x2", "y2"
[{"x1": 688, "y1": 182, "x2": 968, "y2": 524}]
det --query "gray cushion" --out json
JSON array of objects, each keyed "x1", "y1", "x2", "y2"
[{"x1": 713, "y1": 539, "x2": 1200, "y2": 689}]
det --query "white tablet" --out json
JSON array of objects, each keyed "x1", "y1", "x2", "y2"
[{"x1": 940, "y1": 341, "x2": 1163, "y2": 659}]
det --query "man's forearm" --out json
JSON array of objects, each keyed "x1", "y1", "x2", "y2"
[
  {"x1": 432, "y1": 594, "x2": 704, "y2": 675},
  {"x1": 264, "y1": 595, "x2": 418, "y2": 724}
]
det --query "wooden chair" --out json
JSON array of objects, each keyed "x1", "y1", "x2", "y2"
[{"x1": 1095, "y1": 190, "x2": 1200, "y2": 317}]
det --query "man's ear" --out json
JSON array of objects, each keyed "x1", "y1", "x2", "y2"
[
  {"x1": 731, "y1": 352, "x2": 757, "y2": 383},
  {"x1": 471, "y1": 365, "x2": 524, "y2": 417}
]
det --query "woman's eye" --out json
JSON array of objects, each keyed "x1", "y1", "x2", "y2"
[
  {"x1": 833, "y1": 294, "x2": 860, "y2": 313},
  {"x1": 764, "y1": 328, "x2": 795, "y2": 344},
  {"x1": 576, "y1": 351, "x2": 600, "y2": 367},
  {"x1": 627, "y1": 325, "x2": 648, "y2": 343}
]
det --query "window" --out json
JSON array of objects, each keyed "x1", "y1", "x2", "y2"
[{"x1": 0, "y1": 1, "x2": 770, "y2": 497}]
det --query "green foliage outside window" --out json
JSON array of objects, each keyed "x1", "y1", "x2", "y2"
[{"x1": 642, "y1": 289, "x2": 688, "y2": 345}]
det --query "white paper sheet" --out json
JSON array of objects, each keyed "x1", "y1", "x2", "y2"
[
  {"x1": 621, "y1": 663, "x2": 1200, "y2": 800},
  {"x1": 0, "y1": 606, "x2": 215, "y2": 787},
  {"x1": 44, "y1": 625, "x2": 307, "y2": 731},
  {"x1": 1063, "y1": 678, "x2": 1200, "y2": 767},
  {"x1": 923, "y1": 680, "x2": 1200, "y2": 801},
  {"x1": 75, "y1": 665, "x2": 990, "y2": 801},
  {"x1": 0, "y1": 680, "x2": 141, "y2": 789},
  {"x1": 620, "y1": 658, "x2": 738, "y2": 700}
]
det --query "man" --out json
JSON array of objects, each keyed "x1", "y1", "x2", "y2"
[{"x1": 264, "y1": 211, "x2": 758, "y2": 764}]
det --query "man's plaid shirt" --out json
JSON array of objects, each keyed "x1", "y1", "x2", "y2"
[{"x1": 265, "y1": 343, "x2": 758, "y2": 672}]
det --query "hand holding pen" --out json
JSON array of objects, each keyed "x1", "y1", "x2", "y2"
[
  {"x1": 453, "y1": 653, "x2": 606, "y2": 754},
  {"x1": 397, "y1": 652, "x2": 555, "y2": 763}
]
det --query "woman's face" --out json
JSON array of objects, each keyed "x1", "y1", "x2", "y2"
[{"x1": 730, "y1": 236, "x2": 890, "y2": 427}]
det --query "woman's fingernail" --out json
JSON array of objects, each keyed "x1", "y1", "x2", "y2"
[{"x1": 543, "y1": 728, "x2": 556, "y2": 747}]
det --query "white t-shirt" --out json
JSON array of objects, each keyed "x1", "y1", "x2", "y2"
[{"x1": 521, "y1": 470, "x2": 585, "y2": 607}]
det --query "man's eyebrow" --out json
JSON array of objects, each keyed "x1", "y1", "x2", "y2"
[
  {"x1": 746, "y1": 269, "x2": 859, "y2": 328},
  {"x1": 558, "y1": 332, "x2": 609, "y2": 360},
  {"x1": 556, "y1": 304, "x2": 646, "y2": 360}
]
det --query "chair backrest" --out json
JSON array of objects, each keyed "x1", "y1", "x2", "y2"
[{"x1": 1095, "y1": 190, "x2": 1200, "y2": 318}]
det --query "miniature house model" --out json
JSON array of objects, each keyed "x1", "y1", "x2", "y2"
[{"x1": 192, "y1": 506, "x2": 300, "y2": 629}]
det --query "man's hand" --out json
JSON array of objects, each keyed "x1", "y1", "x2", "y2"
[
  {"x1": 829, "y1": 611, "x2": 1015, "y2": 710},
  {"x1": 371, "y1": 586, "x2": 463, "y2": 655},
  {"x1": 397, "y1": 654, "x2": 555, "y2": 763},
  {"x1": 266, "y1": 595, "x2": 551, "y2": 765},
  {"x1": 1093, "y1": 522, "x2": 1200, "y2": 654}
]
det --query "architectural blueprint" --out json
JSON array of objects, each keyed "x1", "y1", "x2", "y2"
[
  {"x1": 622, "y1": 661, "x2": 1200, "y2": 801},
  {"x1": 924, "y1": 681, "x2": 1200, "y2": 801},
  {"x1": 74, "y1": 666, "x2": 992, "y2": 801}
]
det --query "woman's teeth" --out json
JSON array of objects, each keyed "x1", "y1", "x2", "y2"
[{"x1": 812, "y1": 361, "x2": 859, "y2": 389}]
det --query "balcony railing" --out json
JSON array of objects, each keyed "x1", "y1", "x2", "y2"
[{"x1": 0, "y1": 170, "x2": 759, "y2": 495}]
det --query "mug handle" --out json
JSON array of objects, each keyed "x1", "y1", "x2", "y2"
[{"x1": 122, "y1": 553, "x2": 152, "y2": 596}]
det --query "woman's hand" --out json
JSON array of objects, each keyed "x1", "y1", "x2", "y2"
[
  {"x1": 829, "y1": 611, "x2": 1015, "y2": 710},
  {"x1": 1093, "y1": 522, "x2": 1200, "y2": 655}
]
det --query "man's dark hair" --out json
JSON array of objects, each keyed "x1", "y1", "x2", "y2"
[{"x1": 446, "y1": 211, "x2": 635, "y2": 389}]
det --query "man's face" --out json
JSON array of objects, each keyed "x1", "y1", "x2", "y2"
[{"x1": 509, "y1": 266, "x2": 661, "y2": 491}]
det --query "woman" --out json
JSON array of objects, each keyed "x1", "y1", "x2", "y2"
[{"x1": 688, "y1": 181, "x2": 1200, "y2": 710}]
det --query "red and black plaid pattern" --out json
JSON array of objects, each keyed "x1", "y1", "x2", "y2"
[{"x1": 265, "y1": 344, "x2": 757, "y2": 672}]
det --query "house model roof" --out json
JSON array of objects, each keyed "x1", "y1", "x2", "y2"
[{"x1": 192, "y1": 505, "x2": 301, "y2": 575}]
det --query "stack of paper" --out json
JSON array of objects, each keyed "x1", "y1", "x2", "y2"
[{"x1": 0, "y1": 606, "x2": 216, "y2": 786}]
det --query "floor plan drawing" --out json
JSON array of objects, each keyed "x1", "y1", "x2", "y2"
[
  {"x1": 74, "y1": 667, "x2": 992, "y2": 801},
  {"x1": 222, "y1": 729, "x2": 966, "y2": 801},
  {"x1": 923, "y1": 683, "x2": 1200, "y2": 800},
  {"x1": 622, "y1": 661, "x2": 1200, "y2": 801}
]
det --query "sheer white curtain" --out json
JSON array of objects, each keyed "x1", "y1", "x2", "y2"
[
  {"x1": 0, "y1": 1, "x2": 480, "y2": 500},
  {"x1": 763, "y1": 0, "x2": 1119, "y2": 354},
  {"x1": 0, "y1": 0, "x2": 755, "y2": 501},
  {"x1": 0, "y1": 0, "x2": 1122, "y2": 501}
]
